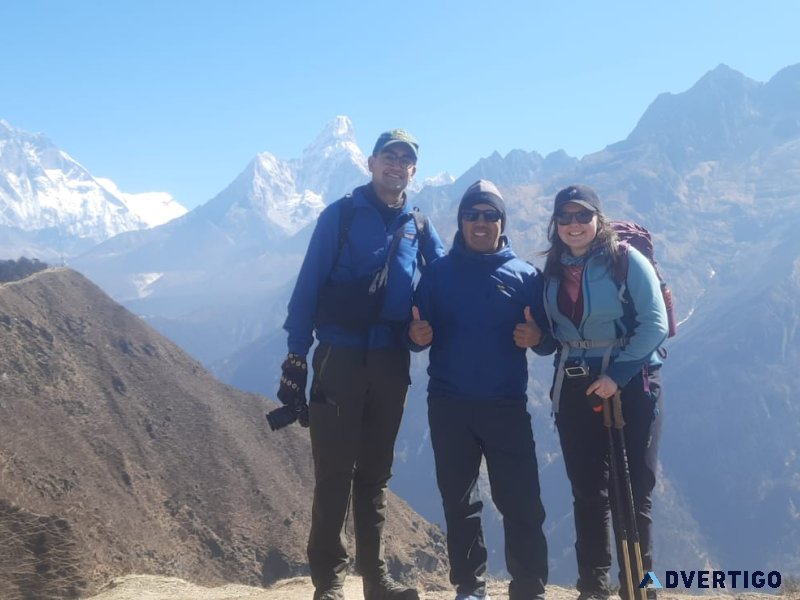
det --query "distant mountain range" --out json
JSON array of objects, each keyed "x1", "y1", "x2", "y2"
[
  {"x1": 2, "y1": 62, "x2": 800, "y2": 583},
  {"x1": 0, "y1": 120, "x2": 186, "y2": 260}
]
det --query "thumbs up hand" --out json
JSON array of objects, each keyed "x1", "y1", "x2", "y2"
[
  {"x1": 513, "y1": 306, "x2": 542, "y2": 348},
  {"x1": 409, "y1": 306, "x2": 434, "y2": 346}
]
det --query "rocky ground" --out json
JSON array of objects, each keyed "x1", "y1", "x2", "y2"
[{"x1": 86, "y1": 574, "x2": 795, "y2": 600}]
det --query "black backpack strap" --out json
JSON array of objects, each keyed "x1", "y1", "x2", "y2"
[
  {"x1": 320, "y1": 194, "x2": 355, "y2": 283},
  {"x1": 610, "y1": 243, "x2": 638, "y2": 337},
  {"x1": 336, "y1": 194, "x2": 355, "y2": 254},
  {"x1": 411, "y1": 207, "x2": 430, "y2": 268}
]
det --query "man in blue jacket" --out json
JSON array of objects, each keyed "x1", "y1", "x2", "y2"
[
  {"x1": 278, "y1": 129, "x2": 445, "y2": 600},
  {"x1": 408, "y1": 180, "x2": 552, "y2": 600}
]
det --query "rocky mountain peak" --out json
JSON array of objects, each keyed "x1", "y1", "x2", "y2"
[
  {"x1": 295, "y1": 116, "x2": 368, "y2": 203},
  {"x1": 318, "y1": 115, "x2": 355, "y2": 140},
  {"x1": 622, "y1": 64, "x2": 768, "y2": 167},
  {"x1": 693, "y1": 63, "x2": 753, "y2": 91}
]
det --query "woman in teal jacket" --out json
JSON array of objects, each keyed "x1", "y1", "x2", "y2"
[{"x1": 541, "y1": 185, "x2": 667, "y2": 600}]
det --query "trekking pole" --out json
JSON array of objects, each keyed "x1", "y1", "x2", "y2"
[
  {"x1": 610, "y1": 392, "x2": 647, "y2": 600},
  {"x1": 602, "y1": 395, "x2": 635, "y2": 600}
]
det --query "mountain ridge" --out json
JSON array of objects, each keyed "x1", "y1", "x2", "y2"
[{"x1": 0, "y1": 268, "x2": 447, "y2": 598}]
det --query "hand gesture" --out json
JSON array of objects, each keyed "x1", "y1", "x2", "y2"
[
  {"x1": 408, "y1": 306, "x2": 433, "y2": 346},
  {"x1": 513, "y1": 306, "x2": 542, "y2": 348}
]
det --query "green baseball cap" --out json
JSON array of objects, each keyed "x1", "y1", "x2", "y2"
[{"x1": 372, "y1": 129, "x2": 419, "y2": 159}]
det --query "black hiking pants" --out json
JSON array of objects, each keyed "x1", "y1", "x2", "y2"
[
  {"x1": 307, "y1": 344, "x2": 410, "y2": 591},
  {"x1": 428, "y1": 396, "x2": 548, "y2": 600},
  {"x1": 555, "y1": 368, "x2": 663, "y2": 598}
]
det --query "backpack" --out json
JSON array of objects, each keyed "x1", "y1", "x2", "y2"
[
  {"x1": 611, "y1": 220, "x2": 677, "y2": 338},
  {"x1": 313, "y1": 195, "x2": 430, "y2": 332}
]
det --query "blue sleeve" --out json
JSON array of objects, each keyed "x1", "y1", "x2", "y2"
[
  {"x1": 406, "y1": 269, "x2": 434, "y2": 352},
  {"x1": 421, "y1": 218, "x2": 446, "y2": 266},
  {"x1": 283, "y1": 204, "x2": 340, "y2": 356},
  {"x1": 527, "y1": 268, "x2": 557, "y2": 356},
  {"x1": 605, "y1": 248, "x2": 668, "y2": 386}
]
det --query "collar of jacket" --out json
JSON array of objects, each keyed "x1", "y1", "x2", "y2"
[
  {"x1": 560, "y1": 242, "x2": 610, "y2": 268},
  {"x1": 355, "y1": 183, "x2": 410, "y2": 214}
]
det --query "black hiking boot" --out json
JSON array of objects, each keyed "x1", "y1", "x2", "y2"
[
  {"x1": 363, "y1": 575, "x2": 419, "y2": 600},
  {"x1": 313, "y1": 587, "x2": 345, "y2": 600}
]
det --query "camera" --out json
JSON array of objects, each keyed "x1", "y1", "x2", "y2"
[{"x1": 266, "y1": 399, "x2": 309, "y2": 431}]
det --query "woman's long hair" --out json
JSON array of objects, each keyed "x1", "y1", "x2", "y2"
[{"x1": 542, "y1": 210, "x2": 620, "y2": 279}]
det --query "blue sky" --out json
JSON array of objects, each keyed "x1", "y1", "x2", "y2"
[{"x1": 1, "y1": 1, "x2": 798, "y2": 209}]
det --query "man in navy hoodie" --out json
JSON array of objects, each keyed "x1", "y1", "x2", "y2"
[
  {"x1": 279, "y1": 130, "x2": 445, "y2": 600},
  {"x1": 409, "y1": 180, "x2": 552, "y2": 600}
]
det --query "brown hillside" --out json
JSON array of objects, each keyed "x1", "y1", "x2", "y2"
[{"x1": 0, "y1": 269, "x2": 447, "y2": 599}]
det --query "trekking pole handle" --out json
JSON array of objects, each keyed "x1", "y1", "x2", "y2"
[
  {"x1": 612, "y1": 391, "x2": 625, "y2": 429},
  {"x1": 602, "y1": 395, "x2": 612, "y2": 428}
]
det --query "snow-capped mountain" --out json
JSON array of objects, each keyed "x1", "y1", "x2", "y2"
[
  {"x1": 191, "y1": 151, "x2": 327, "y2": 239},
  {"x1": 185, "y1": 115, "x2": 367, "y2": 239},
  {"x1": 292, "y1": 115, "x2": 369, "y2": 205},
  {"x1": 73, "y1": 116, "x2": 371, "y2": 304},
  {"x1": 407, "y1": 171, "x2": 456, "y2": 194},
  {"x1": 422, "y1": 171, "x2": 455, "y2": 187},
  {"x1": 95, "y1": 178, "x2": 187, "y2": 228},
  {"x1": 0, "y1": 120, "x2": 187, "y2": 258},
  {"x1": 0, "y1": 120, "x2": 139, "y2": 239}
]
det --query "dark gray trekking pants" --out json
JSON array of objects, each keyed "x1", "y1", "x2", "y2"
[
  {"x1": 428, "y1": 396, "x2": 548, "y2": 600},
  {"x1": 555, "y1": 368, "x2": 663, "y2": 598},
  {"x1": 307, "y1": 344, "x2": 410, "y2": 590}
]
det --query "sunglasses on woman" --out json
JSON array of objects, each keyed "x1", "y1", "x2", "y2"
[
  {"x1": 555, "y1": 210, "x2": 595, "y2": 226},
  {"x1": 462, "y1": 209, "x2": 503, "y2": 223}
]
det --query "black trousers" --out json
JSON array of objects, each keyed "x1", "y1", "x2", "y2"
[
  {"x1": 307, "y1": 344, "x2": 410, "y2": 590},
  {"x1": 428, "y1": 396, "x2": 548, "y2": 600},
  {"x1": 555, "y1": 368, "x2": 662, "y2": 597}
]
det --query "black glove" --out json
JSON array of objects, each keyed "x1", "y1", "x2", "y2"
[{"x1": 277, "y1": 353, "x2": 309, "y2": 427}]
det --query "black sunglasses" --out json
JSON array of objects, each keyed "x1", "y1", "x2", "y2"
[
  {"x1": 462, "y1": 209, "x2": 503, "y2": 223},
  {"x1": 556, "y1": 210, "x2": 595, "y2": 226}
]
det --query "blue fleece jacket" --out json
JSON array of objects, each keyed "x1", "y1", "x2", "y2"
[
  {"x1": 543, "y1": 246, "x2": 668, "y2": 386},
  {"x1": 284, "y1": 184, "x2": 445, "y2": 356},
  {"x1": 410, "y1": 234, "x2": 553, "y2": 402}
]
